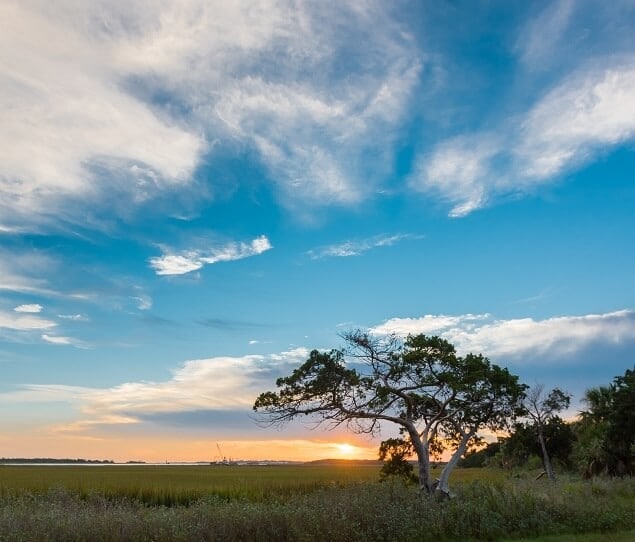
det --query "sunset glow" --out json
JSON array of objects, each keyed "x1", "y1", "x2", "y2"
[{"x1": 335, "y1": 443, "x2": 357, "y2": 457}]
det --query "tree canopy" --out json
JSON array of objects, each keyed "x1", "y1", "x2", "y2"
[
  {"x1": 576, "y1": 365, "x2": 634, "y2": 477},
  {"x1": 254, "y1": 331, "x2": 526, "y2": 496}
]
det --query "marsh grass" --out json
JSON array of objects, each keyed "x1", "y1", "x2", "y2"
[
  {"x1": 0, "y1": 464, "x2": 379, "y2": 505},
  {"x1": 0, "y1": 467, "x2": 632, "y2": 541}
]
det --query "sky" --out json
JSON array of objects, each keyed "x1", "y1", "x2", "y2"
[{"x1": 1, "y1": 0, "x2": 634, "y2": 463}]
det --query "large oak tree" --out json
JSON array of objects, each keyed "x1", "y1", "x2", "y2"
[{"x1": 254, "y1": 331, "x2": 526, "y2": 496}]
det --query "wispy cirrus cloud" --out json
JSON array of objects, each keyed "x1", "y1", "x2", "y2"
[
  {"x1": 57, "y1": 314, "x2": 88, "y2": 321},
  {"x1": 412, "y1": 58, "x2": 635, "y2": 216},
  {"x1": 515, "y1": 61, "x2": 635, "y2": 179},
  {"x1": 149, "y1": 235, "x2": 272, "y2": 276},
  {"x1": 0, "y1": 249, "x2": 55, "y2": 296},
  {"x1": 41, "y1": 333, "x2": 87, "y2": 348},
  {"x1": 0, "y1": 1, "x2": 205, "y2": 228},
  {"x1": 371, "y1": 310, "x2": 635, "y2": 360},
  {"x1": 1, "y1": 1, "x2": 421, "y2": 230},
  {"x1": 514, "y1": 0, "x2": 575, "y2": 69},
  {"x1": 412, "y1": 136, "x2": 500, "y2": 217},
  {"x1": 307, "y1": 233, "x2": 423, "y2": 260}
]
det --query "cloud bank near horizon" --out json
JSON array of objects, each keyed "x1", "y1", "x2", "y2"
[
  {"x1": 0, "y1": 347, "x2": 310, "y2": 433},
  {"x1": 371, "y1": 309, "x2": 635, "y2": 360}
]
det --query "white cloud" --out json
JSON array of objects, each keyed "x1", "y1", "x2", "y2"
[
  {"x1": 371, "y1": 310, "x2": 635, "y2": 360},
  {"x1": 149, "y1": 235, "x2": 272, "y2": 276},
  {"x1": 0, "y1": 310, "x2": 56, "y2": 331},
  {"x1": 0, "y1": 250, "x2": 54, "y2": 295},
  {"x1": 1, "y1": 347, "x2": 310, "y2": 431},
  {"x1": 0, "y1": 1, "x2": 205, "y2": 227},
  {"x1": 132, "y1": 294, "x2": 152, "y2": 311},
  {"x1": 0, "y1": 1, "x2": 421, "y2": 229},
  {"x1": 307, "y1": 233, "x2": 423, "y2": 259},
  {"x1": 372, "y1": 314, "x2": 490, "y2": 336},
  {"x1": 516, "y1": 62, "x2": 635, "y2": 179},
  {"x1": 41, "y1": 334, "x2": 87, "y2": 348},
  {"x1": 410, "y1": 136, "x2": 500, "y2": 217},
  {"x1": 13, "y1": 304, "x2": 43, "y2": 313},
  {"x1": 41, "y1": 334, "x2": 72, "y2": 345},
  {"x1": 413, "y1": 59, "x2": 635, "y2": 216},
  {"x1": 515, "y1": 0, "x2": 574, "y2": 69},
  {"x1": 58, "y1": 314, "x2": 88, "y2": 321}
]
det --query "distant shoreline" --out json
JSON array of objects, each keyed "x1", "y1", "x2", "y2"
[
  {"x1": 0, "y1": 458, "x2": 115, "y2": 464},
  {"x1": 0, "y1": 458, "x2": 385, "y2": 466}
]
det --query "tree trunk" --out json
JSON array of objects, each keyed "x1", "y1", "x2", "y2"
[
  {"x1": 436, "y1": 431, "x2": 474, "y2": 498},
  {"x1": 537, "y1": 430, "x2": 556, "y2": 482},
  {"x1": 407, "y1": 426, "x2": 432, "y2": 494}
]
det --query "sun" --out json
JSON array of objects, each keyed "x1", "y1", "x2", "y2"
[{"x1": 335, "y1": 443, "x2": 356, "y2": 456}]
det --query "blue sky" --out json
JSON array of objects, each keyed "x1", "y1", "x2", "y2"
[{"x1": 1, "y1": 0, "x2": 634, "y2": 462}]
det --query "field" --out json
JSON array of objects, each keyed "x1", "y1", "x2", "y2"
[
  {"x1": 0, "y1": 464, "x2": 633, "y2": 541},
  {"x1": 0, "y1": 463, "x2": 384, "y2": 505}
]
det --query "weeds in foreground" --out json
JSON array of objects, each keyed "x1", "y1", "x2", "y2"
[{"x1": 0, "y1": 478, "x2": 633, "y2": 541}]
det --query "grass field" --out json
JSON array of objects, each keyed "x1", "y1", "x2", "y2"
[
  {"x1": 0, "y1": 463, "x2": 511, "y2": 504},
  {"x1": 0, "y1": 463, "x2": 384, "y2": 504},
  {"x1": 501, "y1": 532, "x2": 635, "y2": 542},
  {"x1": 0, "y1": 465, "x2": 633, "y2": 541}
]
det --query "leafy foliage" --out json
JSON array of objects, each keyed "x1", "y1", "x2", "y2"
[
  {"x1": 377, "y1": 438, "x2": 417, "y2": 483},
  {"x1": 575, "y1": 366, "x2": 634, "y2": 477},
  {"x1": 254, "y1": 331, "x2": 527, "y2": 495},
  {"x1": 459, "y1": 441, "x2": 501, "y2": 468},
  {"x1": 501, "y1": 417, "x2": 576, "y2": 470}
]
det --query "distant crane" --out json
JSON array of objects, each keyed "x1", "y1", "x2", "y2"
[{"x1": 216, "y1": 443, "x2": 225, "y2": 463}]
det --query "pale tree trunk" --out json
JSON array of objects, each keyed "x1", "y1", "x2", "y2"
[
  {"x1": 407, "y1": 425, "x2": 433, "y2": 494},
  {"x1": 537, "y1": 430, "x2": 556, "y2": 482},
  {"x1": 436, "y1": 431, "x2": 475, "y2": 499}
]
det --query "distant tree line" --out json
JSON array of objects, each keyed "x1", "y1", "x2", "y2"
[{"x1": 0, "y1": 458, "x2": 115, "y2": 464}]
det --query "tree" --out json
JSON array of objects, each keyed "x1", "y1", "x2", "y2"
[
  {"x1": 522, "y1": 384, "x2": 571, "y2": 481},
  {"x1": 501, "y1": 417, "x2": 575, "y2": 471},
  {"x1": 253, "y1": 331, "x2": 526, "y2": 497},
  {"x1": 576, "y1": 366, "x2": 634, "y2": 477},
  {"x1": 458, "y1": 440, "x2": 501, "y2": 468},
  {"x1": 378, "y1": 438, "x2": 417, "y2": 483}
]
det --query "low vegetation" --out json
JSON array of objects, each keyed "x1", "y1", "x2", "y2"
[
  {"x1": 0, "y1": 465, "x2": 633, "y2": 541},
  {"x1": 0, "y1": 464, "x2": 380, "y2": 506}
]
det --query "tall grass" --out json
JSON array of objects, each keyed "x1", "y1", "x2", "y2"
[
  {"x1": 0, "y1": 473, "x2": 633, "y2": 541},
  {"x1": 0, "y1": 464, "x2": 380, "y2": 505}
]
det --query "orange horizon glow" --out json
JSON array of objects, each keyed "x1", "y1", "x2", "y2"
[{"x1": 0, "y1": 432, "x2": 381, "y2": 463}]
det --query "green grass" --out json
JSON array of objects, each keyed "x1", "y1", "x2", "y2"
[
  {"x1": 0, "y1": 466, "x2": 633, "y2": 541},
  {"x1": 0, "y1": 464, "x2": 508, "y2": 505},
  {"x1": 501, "y1": 532, "x2": 635, "y2": 542},
  {"x1": 0, "y1": 464, "x2": 382, "y2": 504}
]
